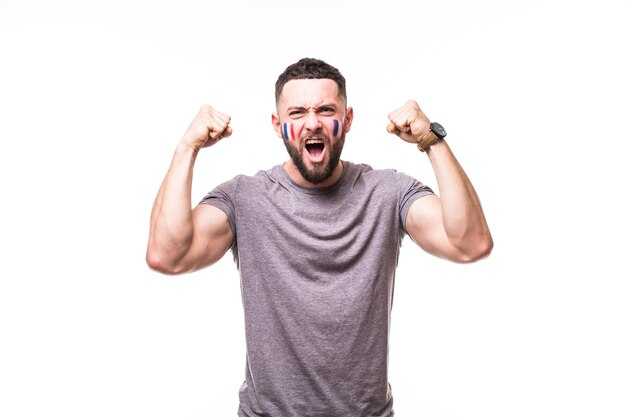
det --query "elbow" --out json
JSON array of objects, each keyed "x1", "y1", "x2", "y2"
[
  {"x1": 456, "y1": 235, "x2": 494, "y2": 264},
  {"x1": 472, "y1": 237, "x2": 494, "y2": 262},
  {"x1": 146, "y1": 249, "x2": 185, "y2": 276}
]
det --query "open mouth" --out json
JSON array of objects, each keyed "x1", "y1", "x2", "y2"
[{"x1": 305, "y1": 138, "x2": 326, "y2": 162}]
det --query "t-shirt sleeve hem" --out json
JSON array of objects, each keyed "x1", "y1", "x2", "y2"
[
  {"x1": 400, "y1": 189, "x2": 434, "y2": 232},
  {"x1": 198, "y1": 198, "x2": 237, "y2": 240}
]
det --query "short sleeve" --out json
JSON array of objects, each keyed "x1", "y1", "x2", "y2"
[
  {"x1": 198, "y1": 176, "x2": 239, "y2": 239},
  {"x1": 397, "y1": 173, "x2": 434, "y2": 231}
]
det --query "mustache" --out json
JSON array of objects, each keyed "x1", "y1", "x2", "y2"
[{"x1": 300, "y1": 132, "x2": 330, "y2": 142}]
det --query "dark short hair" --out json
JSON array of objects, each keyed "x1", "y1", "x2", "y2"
[{"x1": 275, "y1": 58, "x2": 347, "y2": 105}]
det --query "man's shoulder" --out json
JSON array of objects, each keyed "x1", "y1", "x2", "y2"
[
  {"x1": 344, "y1": 161, "x2": 431, "y2": 198},
  {"x1": 345, "y1": 161, "x2": 405, "y2": 183}
]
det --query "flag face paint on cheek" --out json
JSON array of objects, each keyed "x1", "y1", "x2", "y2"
[
  {"x1": 282, "y1": 122, "x2": 297, "y2": 141},
  {"x1": 332, "y1": 119, "x2": 343, "y2": 138}
]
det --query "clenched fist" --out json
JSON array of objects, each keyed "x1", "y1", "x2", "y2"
[
  {"x1": 181, "y1": 105, "x2": 233, "y2": 152},
  {"x1": 386, "y1": 100, "x2": 432, "y2": 144}
]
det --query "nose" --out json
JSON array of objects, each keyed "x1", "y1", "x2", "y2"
[{"x1": 304, "y1": 110, "x2": 321, "y2": 131}]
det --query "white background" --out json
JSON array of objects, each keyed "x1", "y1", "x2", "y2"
[{"x1": 1, "y1": 0, "x2": 624, "y2": 416}]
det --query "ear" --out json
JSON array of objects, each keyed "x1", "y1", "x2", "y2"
[
  {"x1": 271, "y1": 113, "x2": 284, "y2": 139},
  {"x1": 343, "y1": 107, "x2": 354, "y2": 134}
]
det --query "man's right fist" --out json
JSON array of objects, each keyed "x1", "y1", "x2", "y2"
[{"x1": 181, "y1": 105, "x2": 233, "y2": 152}]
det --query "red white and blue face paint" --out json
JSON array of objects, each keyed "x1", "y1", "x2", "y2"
[
  {"x1": 282, "y1": 118, "x2": 344, "y2": 141},
  {"x1": 282, "y1": 122, "x2": 296, "y2": 141}
]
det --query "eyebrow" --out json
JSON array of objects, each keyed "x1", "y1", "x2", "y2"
[{"x1": 286, "y1": 103, "x2": 338, "y2": 112}]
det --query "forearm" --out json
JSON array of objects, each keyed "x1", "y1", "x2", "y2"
[
  {"x1": 426, "y1": 140, "x2": 493, "y2": 258},
  {"x1": 147, "y1": 144, "x2": 199, "y2": 266}
]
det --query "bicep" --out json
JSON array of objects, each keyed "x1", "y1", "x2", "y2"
[
  {"x1": 181, "y1": 204, "x2": 234, "y2": 273},
  {"x1": 405, "y1": 194, "x2": 464, "y2": 262}
]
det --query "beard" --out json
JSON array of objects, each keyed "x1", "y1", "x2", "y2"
[{"x1": 284, "y1": 132, "x2": 345, "y2": 185}]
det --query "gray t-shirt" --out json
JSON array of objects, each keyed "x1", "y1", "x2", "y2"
[{"x1": 200, "y1": 161, "x2": 433, "y2": 417}]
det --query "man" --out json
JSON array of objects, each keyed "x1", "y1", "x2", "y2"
[{"x1": 147, "y1": 58, "x2": 493, "y2": 416}]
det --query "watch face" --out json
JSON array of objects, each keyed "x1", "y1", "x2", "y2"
[{"x1": 431, "y1": 122, "x2": 447, "y2": 138}]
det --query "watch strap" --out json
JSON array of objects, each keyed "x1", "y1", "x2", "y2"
[{"x1": 416, "y1": 131, "x2": 439, "y2": 152}]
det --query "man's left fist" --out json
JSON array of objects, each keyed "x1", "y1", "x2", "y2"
[{"x1": 386, "y1": 100, "x2": 431, "y2": 144}]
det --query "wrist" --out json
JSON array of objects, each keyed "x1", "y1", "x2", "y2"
[
  {"x1": 424, "y1": 137, "x2": 447, "y2": 153},
  {"x1": 175, "y1": 140, "x2": 201, "y2": 159},
  {"x1": 417, "y1": 122, "x2": 447, "y2": 152},
  {"x1": 416, "y1": 131, "x2": 439, "y2": 152}
]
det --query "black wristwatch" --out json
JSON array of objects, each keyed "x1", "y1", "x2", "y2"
[{"x1": 430, "y1": 122, "x2": 447, "y2": 140}]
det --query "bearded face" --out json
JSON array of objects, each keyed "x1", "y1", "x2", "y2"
[{"x1": 273, "y1": 79, "x2": 353, "y2": 187}]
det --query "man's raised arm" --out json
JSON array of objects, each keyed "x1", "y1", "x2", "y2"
[
  {"x1": 146, "y1": 105, "x2": 234, "y2": 275},
  {"x1": 387, "y1": 100, "x2": 493, "y2": 263}
]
